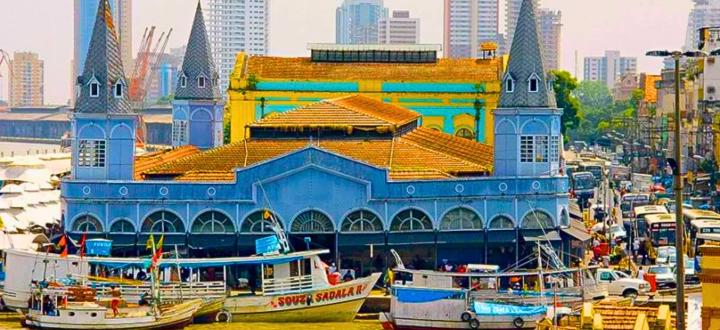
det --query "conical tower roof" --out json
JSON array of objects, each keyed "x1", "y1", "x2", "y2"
[
  {"x1": 75, "y1": 0, "x2": 133, "y2": 114},
  {"x1": 499, "y1": 0, "x2": 555, "y2": 108},
  {"x1": 175, "y1": 2, "x2": 222, "y2": 100}
]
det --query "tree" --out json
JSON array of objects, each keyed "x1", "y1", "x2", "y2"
[
  {"x1": 550, "y1": 70, "x2": 581, "y2": 134},
  {"x1": 575, "y1": 81, "x2": 613, "y2": 111}
]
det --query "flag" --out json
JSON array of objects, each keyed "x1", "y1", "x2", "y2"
[
  {"x1": 79, "y1": 233, "x2": 87, "y2": 258},
  {"x1": 146, "y1": 234, "x2": 155, "y2": 251},
  {"x1": 0, "y1": 215, "x2": 4, "y2": 230},
  {"x1": 59, "y1": 235, "x2": 68, "y2": 258},
  {"x1": 263, "y1": 210, "x2": 271, "y2": 220},
  {"x1": 150, "y1": 235, "x2": 164, "y2": 270},
  {"x1": 60, "y1": 245, "x2": 68, "y2": 258}
]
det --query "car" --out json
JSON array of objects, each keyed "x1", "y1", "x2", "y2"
[
  {"x1": 595, "y1": 268, "x2": 651, "y2": 298},
  {"x1": 676, "y1": 257, "x2": 699, "y2": 284},
  {"x1": 656, "y1": 246, "x2": 677, "y2": 265},
  {"x1": 608, "y1": 224, "x2": 627, "y2": 240},
  {"x1": 647, "y1": 265, "x2": 677, "y2": 289}
]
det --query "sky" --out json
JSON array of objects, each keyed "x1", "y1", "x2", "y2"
[{"x1": 0, "y1": 0, "x2": 694, "y2": 105}]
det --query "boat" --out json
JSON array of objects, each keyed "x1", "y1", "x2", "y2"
[
  {"x1": 380, "y1": 247, "x2": 607, "y2": 330},
  {"x1": 21, "y1": 284, "x2": 203, "y2": 329},
  {"x1": 1, "y1": 247, "x2": 381, "y2": 323}
]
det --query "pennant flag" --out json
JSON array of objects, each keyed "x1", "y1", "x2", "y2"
[
  {"x1": 57, "y1": 235, "x2": 67, "y2": 249},
  {"x1": 263, "y1": 210, "x2": 271, "y2": 220},
  {"x1": 153, "y1": 235, "x2": 165, "y2": 262},
  {"x1": 0, "y1": 215, "x2": 4, "y2": 230},
  {"x1": 79, "y1": 233, "x2": 87, "y2": 258},
  {"x1": 146, "y1": 234, "x2": 155, "y2": 251}
]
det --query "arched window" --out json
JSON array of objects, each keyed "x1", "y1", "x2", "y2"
[
  {"x1": 110, "y1": 219, "x2": 135, "y2": 233},
  {"x1": 241, "y1": 210, "x2": 282, "y2": 233},
  {"x1": 440, "y1": 208, "x2": 482, "y2": 231},
  {"x1": 291, "y1": 210, "x2": 334, "y2": 233},
  {"x1": 341, "y1": 210, "x2": 383, "y2": 232},
  {"x1": 390, "y1": 209, "x2": 433, "y2": 232},
  {"x1": 141, "y1": 210, "x2": 184, "y2": 233},
  {"x1": 114, "y1": 82, "x2": 123, "y2": 98},
  {"x1": 521, "y1": 210, "x2": 554, "y2": 229},
  {"x1": 528, "y1": 73, "x2": 540, "y2": 93},
  {"x1": 179, "y1": 74, "x2": 187, "y2": 88},
  {"x1": 506, "y1": 76, "x2": 515, "y2": 93},
  {"x1": 455, "y1": 128, "x2": 475, "y2": 140},
  {"x1": 90, "y1": 82, "x2": 100, "y2": 97},
  {"x1": 197, "y1": 76, "x2": 206, "y2": 88},
  {"x1": 191, "y1": 211, "x2": 234, "y2": 233},
  {"x1": 488, "y1": 216, "x2": 515, "y2": 229},
  {"x1": 72, "y1": 215, "x2": 103, "y2": 232}
]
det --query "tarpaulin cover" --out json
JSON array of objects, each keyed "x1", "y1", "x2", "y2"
[
  {"x1": 89, "y1": 255, "x2": 305, "y2": 269},
  {"x1": 395, "y1": 287, "x2": 463, "y2": 303},
  {"x1": 472, "y1": 302, "x2": 547, "y2": 316}
]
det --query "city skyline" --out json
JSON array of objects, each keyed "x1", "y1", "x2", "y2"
[{"x1": 0, "y1": 0, "x2": 694, "y2": 105}]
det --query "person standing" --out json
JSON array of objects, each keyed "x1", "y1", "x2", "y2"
[
  {"x1": 632, "y1": 238, "x2": 640, "y2": 262},
  {"x1": 110, "y1": 285, "x2": 121, "y2": 317}
]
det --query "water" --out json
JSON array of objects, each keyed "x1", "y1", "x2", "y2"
[{"x1": 0, "y1": 315, "x2": 382, "y2": 329}]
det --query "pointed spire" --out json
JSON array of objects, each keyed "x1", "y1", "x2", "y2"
[
  {"x1": 499, "y1": 0, "x2": 555, "y2": 108},
  {"x1": 175, "y1": 1, "x2": 222, "y2": 100},
  {"x1": 75, "y1": 0, "x2": 133, "y2": 114}
]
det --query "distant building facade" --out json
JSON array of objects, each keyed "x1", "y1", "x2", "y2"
[
  {"x1": 73, "y1": 0, "x2": 132, "y2": 90},
  {"x1": 612, "y1": 73, "x2": 638, "y2": 102},
  {"x1": 227, "y1": 43, "x2": 502, "y2": 144},
  {"x1": 336, "y1": 0, "x2": 388, "y2": 44},
  {"x1": 584, "y1": 51, "x2": 637, "y2": 89},
  {"x1": 443, "y1": 0, "x2": 500, "y2": 58},
  {"x1": 685, "y1": 0, "x2": 720, "y2": 51},
  {"x1": 205, "y1": 0, "x2": 268, "y2": 93},
  {"x1": 378, "y1": 10, "x2": 419, "y2": 44},
  {"x1": 9, "y1": 52, "x2": 44, "y2": 107},
  {"x1": 538, "y1": 9, "x2": 561, "y2": 71},
  {"x1": 505, "y1": 0, "x2": 538, "y2": 51}
]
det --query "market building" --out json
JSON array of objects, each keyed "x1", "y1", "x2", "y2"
[
  {"x1": 226, "y1": 43, "x2": 503, "y2": 144},
  {"x1": 62, "y1": 0, "x2": 580, "y2": 277}
]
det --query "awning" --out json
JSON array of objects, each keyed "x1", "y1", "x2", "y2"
[
  {"x1": 338, "y1": 233, "x2": 385, "y2": 246},
  {"x1": 486, "y1": 230, "x2": 517, "y2": 243},
  {"x1": 561, "y1": 220, "x2": 592, "y2": 242},
  {"x1": 387, "y1": 232, "x2": 435, "y2": 245},
  {"x1": 521, "y1": 230, "x2": 561, "y2": 242},
  {"x1": 437, "y1": 231, "x2": 484, "y2": 244}
]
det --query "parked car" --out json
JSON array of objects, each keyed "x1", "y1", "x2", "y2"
[
  {"x1": 656, "y1": 246, "x2": 677, "y2": 265},
  {"x1": 675, "y1": 257, "x2": 699, "y2": 284},
  {"x1": 595, "y1": 268, "x2": 651, "y2": 298},
  {"x1": 608, "y1": 224, "x2": 627, "y2": 240},
  {"x1": 647, "y1": 265, "x2": 677, "y2": 289}
]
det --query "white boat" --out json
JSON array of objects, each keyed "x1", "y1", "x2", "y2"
[
  {"x1": 1, "y1": 247, "x2": 380, "y2": 323},
  {"x1": 22, "y1": 285, "x2": 202, "y2": 330}
]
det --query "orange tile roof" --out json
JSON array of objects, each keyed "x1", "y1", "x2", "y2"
[
  {"x1": 249, "y1": 95, "x2": 419, "y2": 130},
  {"x1": 241, "y1": 56, "x2": 502, "y2": 82},
  {"x1": 141, "y1": 134, "x2": 492, "y2": 181},
  {"x1": 134, "y1": 146, "x2": 200, "y2": 180}
]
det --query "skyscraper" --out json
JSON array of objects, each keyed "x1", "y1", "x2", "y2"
[
  {"x1": 538, "y1": 9, "x2": 561, "y2": 71},
  {"x1": 584, "y1": 50, "x2": 637, "y2": 89},
  {"x1": 9, "y1": 52, "x2": 44, "y2": 107},
  {"x1": 336, "y1": 0, "x2": 388, "y2": 44},
  {"x1": 378, "y1": 10, "x2": 420, "y2": 44},
  {"x1": 205, "y1": 0, "x2": 269, "y2": 93},
  {"x1": 443, "y1": 0, "x2": 500, "y2": 58},
  {"x1": 505, "y1": 0, "x2": 539, "y2": 50},
  {"x1": 685, "y1": 0, "x2": 720, "y2": 51},
  {"x1": 73, "y1": 0, "x2": 132, "y2": 87}
]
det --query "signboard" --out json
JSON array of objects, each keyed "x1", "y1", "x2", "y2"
[
  {"x1": 255, "y1": 235, "x2": 281, "y2": 255},
  {"x1": 85, "y1": 239, "x2": 112, "y2": 256}
]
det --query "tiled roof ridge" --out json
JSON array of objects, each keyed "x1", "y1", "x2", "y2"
[
  {"x1": 142, "y1": 141, "x2": 244, "y2": 175},
  {"x1": 327, "y1": 95, "x2": 420, "y2": 126},
  {"x1": 404, "y1": 127, "x2": 493, "y2": 169},
  {"x1": 393, "y1": 137, "x2": 488, "y2": 173}
]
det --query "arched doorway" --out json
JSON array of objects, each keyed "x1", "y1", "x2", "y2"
[
  {"x1": 109, "y1": 219, "x2": 136, "y2": 256},
  {"x1": 388, "y1": 208, "x2": 435, "y2": 270},
  {"x1": 338, "y1": 210, "x2": 385, "y2": 277},
  {"x1": 486, "y1": 215, "x2": 517, "y2": 268},
  {"x1": 189, "y1": 210, "x2": 236, "y2": 257},
  {"x1": 437, "y1": 207, "x2": 484, "y2": 265},
  {"x1": 139, "y1": 210, "x2": 186, "y2": 248},
  {"x1": 238, "y1": 210, "x2": 283, "y2": 255}
]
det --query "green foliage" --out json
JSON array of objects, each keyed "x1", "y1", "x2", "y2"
[
  {"x1": 550, "y1": 70, "x2": 581, "y2": 134},
  {"x1": 246, "y1": 74, "x2": 259, "y2": 91},
  {"x1": 156, "y1": 94, "x2": 174, "y2": 104},
  {"x1": 223, "y1": 121, "x2": 231, "y2": 145},
  {"x1": 575, "y1": 81, "x2": 613, "y2": 111}
]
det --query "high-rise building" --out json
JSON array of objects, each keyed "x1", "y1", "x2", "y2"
[
  {"x1": 443, "y1": 0, "x2": 500, "y2": 58},
  {"x1": 205, "y1": 0, "x2": 269, "y2": 93},
  {"x1": 378, "y1": 10, "x2": 419, "y2": 44},
  {"x1": 505, "y1": 0, "x2": 539, "y2": 50},
  {"x1": 336, "y1": 0, "x2": 388, "y2": 44},
  {"x1": 685, "y1": 0, "x2": 720, "y2": 51},
  {"x1": 9, "y1": 52, "x2": 44, "y2": 107},
  {"x1": 73, "y1": 0, "x2": 132, "y2": 88},
  {"x1": 584, "y1": 51, "x2": 637, "y2": 89},
  {"x1": 538, "y1": 9, "x2": 561, "y2": 71}
]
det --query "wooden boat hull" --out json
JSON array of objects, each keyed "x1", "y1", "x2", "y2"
[
  {"x1": 22, "y1": 299, "x2": 202, "y2": 330},
  {"x1": 224, "y1": 272, "x2": 381, "y2": 322}
]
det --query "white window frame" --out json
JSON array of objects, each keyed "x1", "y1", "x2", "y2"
[
  {"x1": 90, "y1": 82, "x2": 100, "y2": 98},
  {"x1": 550, "y1": 136, "x2": 560, "y2": 162},
  {"x1": 172, "y1": 120, "x2": 188, "y2": 144},
  {"x1": 180, "y1": 75, "x2": 187, "y2": 88},
  {"x1": 505, "y1": 75, "x2": 515, "y2": 93},
  {"x1": 113, "y1": 81, "x2": 123, "y2": 98},
  {"x1": 197, "y1": 75, "x2": 207, "y2": 89},
  {"x1": 521, "y1": 135, "x2": 551, "y2": 163},
  {"x1": 534, "y1": 136, "x2": 549, "y2": 162},
  {"x1": 78, "y1": 139, "x2": 106, "y2": 168},
  {"x1": 528, "y1": 73, "x2": 540, "y2": 93},
  {"x1": 520, "y1": 136, "x2": 533, "y2": 163}
]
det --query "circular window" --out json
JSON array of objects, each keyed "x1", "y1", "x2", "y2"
[
  {"x1": 90, "y1": 312, "x2": 97, "y2": 317},
  {"x1": 159, "y1": 186, "x2": 169, "y2": 196},
  {"x1": 82, "y1": 186, "x2": 91, "y2": 195},
  {"x1": 118, "y1": 186, "x2": 128, "y2": 196},
  {"x1": 455, "y1": 184, "x2": 465, "y2": 193},
  {"x1": 532, "y1": 181, "x2": 541, "y2": 190},
  {"x1": 498, "y1": 183, "x2": 508, "y2": 192},
  {"x1": 68, "y1": 312, "x2": 75, "y2": 317},
  {"x1": 406, "y1": 185, "x2": 416, "y2": 195},
  {"x1": 207, "y1": 187, "x2": 217, "y2": 197}
]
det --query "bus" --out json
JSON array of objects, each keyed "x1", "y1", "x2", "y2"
[
  {"x1": 580, "y1": 163, "x2": 604, "y2": 183},
  {"x1": 571, "y1": 171, "x2": 596, "y2": 200},
  {"x1": 689, "y1": 219, "x2": 720, "y2": 257},
  {"x1": 631, "y1": 205, "x2": 669, "y2": 241},
  {"x1": 621, "y1": 193, "x2": 651, "y2": 219},
  {"x1": 682, "y1": 209, "x2": 720, "y2": 231},
  {"x1": 644, "y1": 214, "x2": 677, "y2": 247}
]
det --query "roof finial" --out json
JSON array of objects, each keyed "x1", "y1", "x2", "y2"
[{"x1": 175, "y1": 1, "x2": 222, "y2": 100}]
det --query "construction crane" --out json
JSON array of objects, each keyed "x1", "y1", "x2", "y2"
[{"x1": 0, "y1": 49, "x2": 12, "y2": 109}]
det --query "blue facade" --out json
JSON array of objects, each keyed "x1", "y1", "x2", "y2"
[
  {"x1": 71, "y1": 113, "x2": 138, "y2": 181},
  {"x1": 171, "y1": 100, "x2": 224, "y2": 149},
  {"x1": 158, "y1": 63, "x2": 175, "y2": 99}
]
